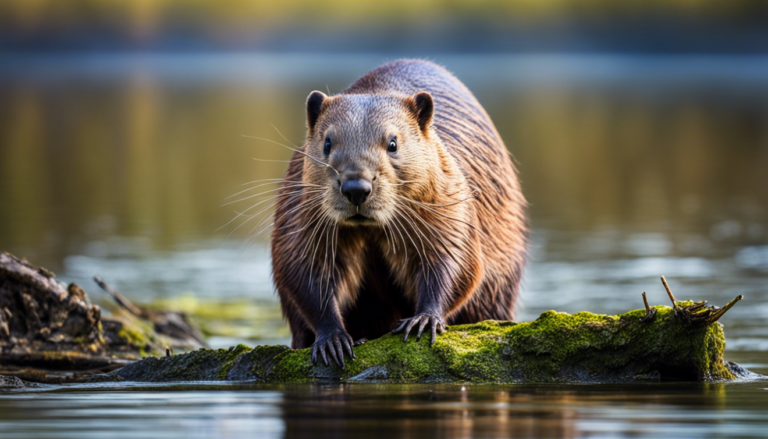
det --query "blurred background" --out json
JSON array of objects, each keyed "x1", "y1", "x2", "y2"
[
  {"x1": 2, "y1": 2, "x2": 768, "y2": 439},
  {"x1": 1, "y1": 0, "x2": 767, "y2": 350}
]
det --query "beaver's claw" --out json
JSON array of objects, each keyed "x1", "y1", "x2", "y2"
[
  {"x1": 311, "y1": 328, "x2": 355, "y2": 369},
  {"x1": 392, "y1": 313, "x2": 447, "y2": 346}
]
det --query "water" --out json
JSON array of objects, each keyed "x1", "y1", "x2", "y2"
[
  {"x1": 1, "y1": 382, "x2": 768, "y2": 438},
  {"x1": 1, "y1": 53, "x2": 767, "y2": 437}
]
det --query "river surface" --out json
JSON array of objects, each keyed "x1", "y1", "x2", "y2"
[{"x1": 1, "y1": 53, "x2": 767, "y2": 438}]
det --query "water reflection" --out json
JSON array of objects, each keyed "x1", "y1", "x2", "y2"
[{"x1": 2, "y1": 382, "x2": 768, "y2": 439}]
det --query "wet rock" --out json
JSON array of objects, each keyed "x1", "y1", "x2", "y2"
[
  {"x1": 0, "y1": 374, "x2": 34, "y2": 389},
  {"x1": 348, "y1": 366, "x2": 389, "y2": 382}
]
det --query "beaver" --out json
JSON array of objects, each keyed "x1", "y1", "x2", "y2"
[{"x1": 271, "y1": 59, "x2": 527, "y2": 368}]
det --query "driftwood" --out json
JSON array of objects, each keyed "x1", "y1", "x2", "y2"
[
  {"x1": 0, "y1": 251, "x2": 754, "y2": 386},
  {"x1": 0, "y1": 252, "x2": 204, "y2": 383},
  {"x1": 93, "y1": 276, "x2": 206, "y2": 348}
]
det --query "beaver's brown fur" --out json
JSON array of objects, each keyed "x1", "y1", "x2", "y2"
[{"x1": 271, "y1": 59, "x2": 527, "y2": 367}]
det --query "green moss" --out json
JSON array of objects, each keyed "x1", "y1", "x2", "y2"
[
  {"x1": 216, "y1": 344, "x2": 251, "y2": 379},
  {"x1": 113, "y1": 314, "x2": 163, "y2": 357},
  {"x1": 40, "y1": 350, "x2": 94, "y2": 362},
  {"x1": 145, "y1": 296, "x2": 289, "y2": 341},
  {"x1": 118, "y1": 327, "x2": 147, "y2": 347},
  {"x1": 96, "y1": 321, "x2": 105, "y2": 345},
  {"x1": 115, "y1": 305, "x2": 738, "y2": 384},
  {"x1": 433, "y1": 320, "x2": 515, "y2": 383},
  {"x1": 134, "y1": 345, "x2": 254, "y2": 381},
  {"x1": 247, "y1": 345, "x2": 294, "y2": 380},
  {"x1": 341, "y1": 332, "x2": 449, "y2": 382},
  {"x1": 268, "y1": 348, "x2": 316, "y2": 382},
  {"x1": 499, "y1": 305, "x2": 735, "y2": 382}
]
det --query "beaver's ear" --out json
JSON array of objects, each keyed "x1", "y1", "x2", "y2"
[
  {"x1": 306, "y1": 91, "x2": 328, "y2": 133},
  {"x1": 410, "y1": 91, "x2": 434, "y2": 133}
]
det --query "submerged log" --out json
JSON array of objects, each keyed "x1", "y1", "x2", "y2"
[{"x1": 114, "y1": 289, "x2": 748, "y2": 384}]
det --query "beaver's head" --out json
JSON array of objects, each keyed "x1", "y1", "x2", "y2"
[{"x1": 302, "y1": 90, "x2": 449, "y2": 227}]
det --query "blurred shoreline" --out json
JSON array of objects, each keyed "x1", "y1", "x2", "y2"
[
  {"x1": 3, "y1": 20, "x2": 768, "y2": 54},
  {"x1": 2, "y1": 52, "x2": 768, "y2": 88},
  {"x1": 2, "y1": 51, "x2": 767, "y2": 269}
]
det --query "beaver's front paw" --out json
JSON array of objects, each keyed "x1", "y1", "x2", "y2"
[
  {"x1": 311, "y1": 327, "x2": 355, "y2": 369},
  {"x1": 392, "y1": 313, "x2": 447, "y2": 346}
]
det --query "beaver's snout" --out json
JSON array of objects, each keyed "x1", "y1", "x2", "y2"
[{"x1": 341, "y1": 178, "x2": 372, "y2": 206}]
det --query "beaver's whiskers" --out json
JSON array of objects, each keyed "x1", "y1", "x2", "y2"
[
  {"x1": 222, "y1": 183, "x2": 321, "y2": 207},
  {"x1": 392, "y1": 209, "x2": 429, "y2": 279},
  {"x1": 248, "y1": 193, "x2": 325, "y2": 242},
  {"x1": 242, "y1": 134, "x2": 340, "y2": 175},
  {"x1": 400, "y1": 202, "x2": 466, "y2": 268},
  {"x1": 395, "y1": 193, "x2": 477, "y2": 231},
  {"x1": 220, "y1": 188, "x2": 324, "y2": 235}
]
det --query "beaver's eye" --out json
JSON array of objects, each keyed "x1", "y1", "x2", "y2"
[
  {"x1": 324, "y1": 137, "x2": 332, "y2": 156},
  {"x1": 387, "y1": 137, "x2": 398, "y2": 154}
]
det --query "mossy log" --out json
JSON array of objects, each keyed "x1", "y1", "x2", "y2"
[{"x1": 114, "y1": 300, "x2": 748, "y2": 384}]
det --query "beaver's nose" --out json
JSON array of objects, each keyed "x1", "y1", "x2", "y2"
[{"x1": 341, "y1": 178, "x2": 372, "y2": 206}]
